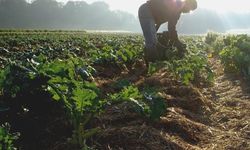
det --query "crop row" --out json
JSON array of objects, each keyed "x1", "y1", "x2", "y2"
[
  {"x1": 205, "y1": 33, "x2": 250, "y2": 78},
  {"x1": 0, "y1": 32, "x2": 213, "y2": 149}
]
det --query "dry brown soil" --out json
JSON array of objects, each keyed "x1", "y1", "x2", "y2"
[{"x1": 91, "y1": 58, "x2": 250, "y2": 150}]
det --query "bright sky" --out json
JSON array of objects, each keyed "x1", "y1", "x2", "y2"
[{"x1": 56, "y1": 0, "x2": 250, "y2": 16}]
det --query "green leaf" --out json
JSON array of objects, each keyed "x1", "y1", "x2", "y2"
[
  {"x1": 72, "y1": 88, "x2": 98, "y2": 111},
  {"x1": 149, "y1": 97, "x2": 166, "y2": 120},
  {"x1": 52, "y1": 93, "x2": 60, "y2": 101},
  {"x1": 47, "y1": 86, "x2": 61, "y2": 101}
]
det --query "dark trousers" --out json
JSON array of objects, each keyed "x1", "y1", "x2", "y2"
[{"x1": 138, "y1": 3, "x2": 157, "y2": 49}]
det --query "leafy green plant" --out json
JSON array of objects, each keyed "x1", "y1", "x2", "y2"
[
  {"x1": 0, "y1": 123, "x2": 20, "y2": 150},
  {"x1": 219, "y1": 35, "x2": 250, "y2": 77},
  {"x1": 0, "y1": 55, "x2": 103, "y2": 149},
  {"x1": 108, "y1": 86, "x2": 143, "y2": 103},
  {"x1": 142, "y1": 87, "x2": 167, "y2": 120},
  {"x1": 163, "y1": 38, "x2": 214, "y2": 85},
  {"x1": 35, "y1": 56, "x2": 103, "y2": 149},
  {"x1": 175, "y1": 54, "x2": 213, "y2": 85},
  {"x1": 108, "y1": 86, "x2": 166, "y2": 120},
  {"x1": 0, "y1": 58, "x2": 38, "y2": 98},
  {"x1": 205, "y1": 32, "x2": 219, "y2": 45},
  {"x1": 90, "y1": 38, "x2": 141, "y2": 68}
]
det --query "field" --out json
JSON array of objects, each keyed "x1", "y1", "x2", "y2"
[{"x1": 0, "y1": 31, "x2": 250, "y2": 150}]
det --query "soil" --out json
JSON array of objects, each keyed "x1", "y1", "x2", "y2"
[{"x1": 91, "y1": 57, "x2": 250, "y2": 150}]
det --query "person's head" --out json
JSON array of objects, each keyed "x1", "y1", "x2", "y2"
[{"x1": 182, "y1": 0, "x2": 197, "y2": 13}]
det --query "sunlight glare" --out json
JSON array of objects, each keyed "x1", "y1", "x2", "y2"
[{"x1": 198, "y1": 0, "x2": 250, "y2": 14}]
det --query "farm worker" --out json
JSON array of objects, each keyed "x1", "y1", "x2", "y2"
[{"x1": 138, "y1": 0, "x2": 197, "y2": 63}]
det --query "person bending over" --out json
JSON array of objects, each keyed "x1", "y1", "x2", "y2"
[{"x1": 138, "y1": 0, "x2": 197, "y2": 64}]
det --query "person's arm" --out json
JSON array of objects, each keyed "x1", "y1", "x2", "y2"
[
  {"x1": 168, "y1": 15, "x2": 186, "y2": 49},
  {"x1": 168, "y1": 17, "x2": 178, "y2": 41},
  {"x1": 168, "y1": 0, "x2": 182, "y2": 40}
]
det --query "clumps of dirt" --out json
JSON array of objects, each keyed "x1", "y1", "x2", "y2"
[
  {"x1": 94, "y1": 64, "x2": 124, "y2": 79},
  {"x1": 139, "y1": 68, "x2": 214, "y2": 114},
  {"x1": 94, "y1": 102, "x2": 145, "y2": 128},
  {"x1": 204, "y1": 130, "x2": 249, "y2": 150},
  {"x1": 95, "y1": 125, "x2": 182, "y2": 150},
  {"x1": 92, "y1": 102, "x2": 199, "y2": 150},
  {"x1": 92, "y1": 101, "x2": 214, "y2": 150},
  {"x1": 92, "y1": 58, "x2": 250, "y2": 150},
  {"x1": 94, "y1": 60, "x2": 147, "y2": 96},
  {"x1": 91, "y1": 66, "x2": 217, "y2": 150},
  {"x1": 138, "y1": 69, "x2": 179, "y2": 87},
  {"x1": 159, "y1": 108, "x2": 213, "y2": 144}
]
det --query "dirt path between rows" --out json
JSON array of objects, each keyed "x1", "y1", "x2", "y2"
[
  {"x1": 92, "y1": 58, "x2": 250, "y2": 150},
  {"x1": 200, "y1": 57, "x2": 250, "y2": 149}
]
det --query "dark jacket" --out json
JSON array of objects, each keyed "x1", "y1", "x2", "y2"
[{"x1": 147, "y1": 0, "x2": 182, "y2": 32}]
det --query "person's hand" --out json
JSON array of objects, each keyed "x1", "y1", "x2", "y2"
[
  {"x1": 174, "y1": 40, "x2": 186, "y2": 50},
  {"x1": 169, "y1": 31, "x2": 178, "y2": 41},
  {"x1": 169, "y1": 31, "x2": 186, "y2": 49},
  {"x1": 174, "y1": 40, "x2": 187, "y2": 58}
]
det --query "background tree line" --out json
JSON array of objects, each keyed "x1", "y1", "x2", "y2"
[
  {"x1": 0, "y1": 0, "x2": 250, "y2": 34},
  {"x1": 177, "y1": 8, "x2": 250, "y2": 34},
  {"x1": 0, "y1": 0, "x2": 139, "y2": 31}
]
